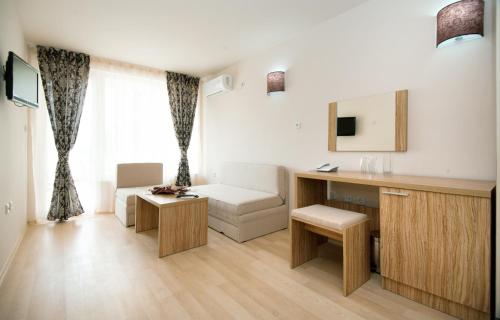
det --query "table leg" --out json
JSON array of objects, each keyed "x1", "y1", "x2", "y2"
[
  {"x1": 135, "y1": 196, "x2": 159, "y2": 233},
  {"x1": 158, "y1": 208, "x2": 168, "y2": 258}
]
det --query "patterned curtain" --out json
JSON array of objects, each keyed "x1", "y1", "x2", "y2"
[
  {"x1": 166, "y1": 71, "x2": 200, "y2": 186},
  {"x1": 37, "y1": 46, "x2": 90, "y2": 221}
]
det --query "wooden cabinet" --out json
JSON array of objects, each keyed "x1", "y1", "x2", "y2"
[{"x1": 380, "y1": 187, "x2": 491, "y2": 318}]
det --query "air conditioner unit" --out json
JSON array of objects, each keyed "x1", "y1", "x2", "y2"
[{"x1": 203, "y1": 75, "x2": 232, "y2": 97}]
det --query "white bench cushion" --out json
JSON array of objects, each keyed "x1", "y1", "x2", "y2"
[
  {"x1": 191, "y1": 184, "x2": 283, "y2": 216},
  {"x1": 292, "y1": 204, "x2": 367, "y2": 231}
]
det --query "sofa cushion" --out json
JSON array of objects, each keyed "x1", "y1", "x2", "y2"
[
  {"x1": 220, "y1": 163, "x2": 286, "y2": 201},
  {"x1": 192, "y1": 184, "x2": 283, "y2": 216},
  {"x1": 292, "y1": 205, "x2": 367, "y2": 231},
  {"x1": 115, "y1": 186, "x2": 156, "y2": 205}
]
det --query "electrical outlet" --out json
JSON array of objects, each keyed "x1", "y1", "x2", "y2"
[
  {"x1": 212, "y1": 172, "x2": 217, "y2": 178},
  {"x1": 358, "y1": 197, "x2": 366, "y2": 205},
  {"x1": 4, "y1": 201, "x2": 12, "y2": 215},
  {"x1": 295, "y1": 121, "x2": 302, "y2": 129}
]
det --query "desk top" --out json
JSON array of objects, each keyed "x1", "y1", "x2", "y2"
[
  {"x1": 137, "y1": 193, "x2": 208, "y2": 208},
  {"x1": 295, "y1": 171, "x2": 495, "y2": 198}
]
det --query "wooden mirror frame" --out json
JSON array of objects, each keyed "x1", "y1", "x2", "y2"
[{"x1": 328, "y1": 90, "x2": 408, "y2": 152}]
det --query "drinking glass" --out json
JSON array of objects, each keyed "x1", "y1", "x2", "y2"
[
  {"x1": 383, "y1": 153, "x2": 392, "y2": 174},
  {"x1": 360, "y1": 157, "x2": 369, "y2": 173},
  {"x1": 368, "y1": 157, "x2": 377, "y2": 174}
]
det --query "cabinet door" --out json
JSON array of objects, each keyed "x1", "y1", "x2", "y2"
[
  {"x1": 380, "y1": 187, "x2": 490, "y2": 313},
  {"x1": 380, "y1": 188, "x2": 428, "y2": 289}
]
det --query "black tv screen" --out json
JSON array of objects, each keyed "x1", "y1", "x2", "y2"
[
  {"x1": 5, "y1": 51, "x2": 39, "y2": 108},
  {"x1": 337, "y1": 117, "x2": 356, "y2": 136}
]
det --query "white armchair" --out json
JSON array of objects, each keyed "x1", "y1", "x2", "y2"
[{"x1": 114, "y1": 163, "x2": 163, "y2": 227}]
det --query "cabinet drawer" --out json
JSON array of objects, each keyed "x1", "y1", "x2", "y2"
[{"x1": 380, "y1": 187, "x2": 491, "y2": 313}]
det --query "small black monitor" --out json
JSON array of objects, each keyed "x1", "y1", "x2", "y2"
[{"x1": 337, "y1": 117, "x2": 356, "y2": 136}]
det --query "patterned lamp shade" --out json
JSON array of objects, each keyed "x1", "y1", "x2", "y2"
[
  {"x1": 436, "y1": 0, "x2": 484, "y2": 48},
  {"x1": 267, "y1": 71, "x2": 285, "y2": 94}
]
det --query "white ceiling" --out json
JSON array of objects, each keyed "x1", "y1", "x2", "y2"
[{"x1": 15, "y1": 0, "x2": 367, "y2": 76}]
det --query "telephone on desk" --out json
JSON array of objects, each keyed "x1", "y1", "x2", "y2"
[{"x1": 315, "y1": 163, "x2": 338, "y2": 172}]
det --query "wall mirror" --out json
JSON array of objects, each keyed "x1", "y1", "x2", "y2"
[{"x1": 328, "y1": 90, "x2": 407, "y2": 152}]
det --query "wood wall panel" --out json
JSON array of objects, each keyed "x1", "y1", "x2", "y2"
[
  {"x1": 328, "y1": 102, "x2": 337, "y2": 152},
  {"x1": 395, "y1": 90, "x2": 408, "y2": 152}
]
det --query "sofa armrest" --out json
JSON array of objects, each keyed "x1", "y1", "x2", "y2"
[{"x1": 116, "y1": 163, "x2": 163, "y2": 188}]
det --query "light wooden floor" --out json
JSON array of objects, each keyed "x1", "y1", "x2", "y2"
[{"x1": 0, "y1": 214, "x2": 454, "y2": 320}]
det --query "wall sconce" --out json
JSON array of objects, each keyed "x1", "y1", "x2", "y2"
[
  {"x1": 436, "y1": 0, "x2": 484, "y2": 48},
  {"x1": 267, "y1": 71, "x2": 285, "y2": 95}
]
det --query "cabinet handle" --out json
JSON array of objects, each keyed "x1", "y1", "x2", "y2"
[{"x1": 382, "y1": 191, "x2": 409, "y2": 197}]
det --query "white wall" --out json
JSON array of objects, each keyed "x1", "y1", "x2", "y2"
[
  {"x1": 202, "y1": 0, "x2": 496, "y2": 187},
  {"x1": 0, "y1": 0, "x2": 28, "y2": 282}
]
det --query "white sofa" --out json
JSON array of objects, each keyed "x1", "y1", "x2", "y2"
[
  {"x1": 114, "y1": 163, "x2": 163, "y2": 227},
  {"x1": 191, "y1": 162, "x2": 288, "y2": 243}
]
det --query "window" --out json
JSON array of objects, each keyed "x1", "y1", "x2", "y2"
[{"x1": 29, "y1": 57, "x2": 201, "y2": 221}]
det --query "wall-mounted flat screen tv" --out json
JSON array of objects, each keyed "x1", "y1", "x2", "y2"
[
  {"x1": 5, "y1": 51, "x2": 39, "y2": 108},
  {"x1": 337, "y1": 117, "x2": 356, "y2": 136}
]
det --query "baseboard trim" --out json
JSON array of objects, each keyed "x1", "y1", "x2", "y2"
[{"x1": 0, "y1": 224, "x2": 27, "y2": 287}]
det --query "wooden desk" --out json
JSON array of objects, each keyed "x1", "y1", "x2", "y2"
[
  {"x1": 294, "y1": 171, "x2": 495, "y2": 320},
  {"x1": 135, "y1": 193, "x2": 208, "y2": 257}
]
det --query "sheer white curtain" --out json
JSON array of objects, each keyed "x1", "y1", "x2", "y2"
[{"x1": 28, "y1": 55, "x2": 201, "y2": 222}]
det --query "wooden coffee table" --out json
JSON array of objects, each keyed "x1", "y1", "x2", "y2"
[{"x1": 135, "y1": 193, "x2": 208, "y2": 257}]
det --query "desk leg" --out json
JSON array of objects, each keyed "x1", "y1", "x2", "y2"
[
  {"x1": 295, "y1": 177, "x2": 327, "y2": 209},
  {"x1": 135, "y1": 197, "x2": 159, "y2": 232}
]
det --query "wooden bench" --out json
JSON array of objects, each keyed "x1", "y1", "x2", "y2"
[{"x1": 290, "y1": 204, "x2": 371, "y2": 296}]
